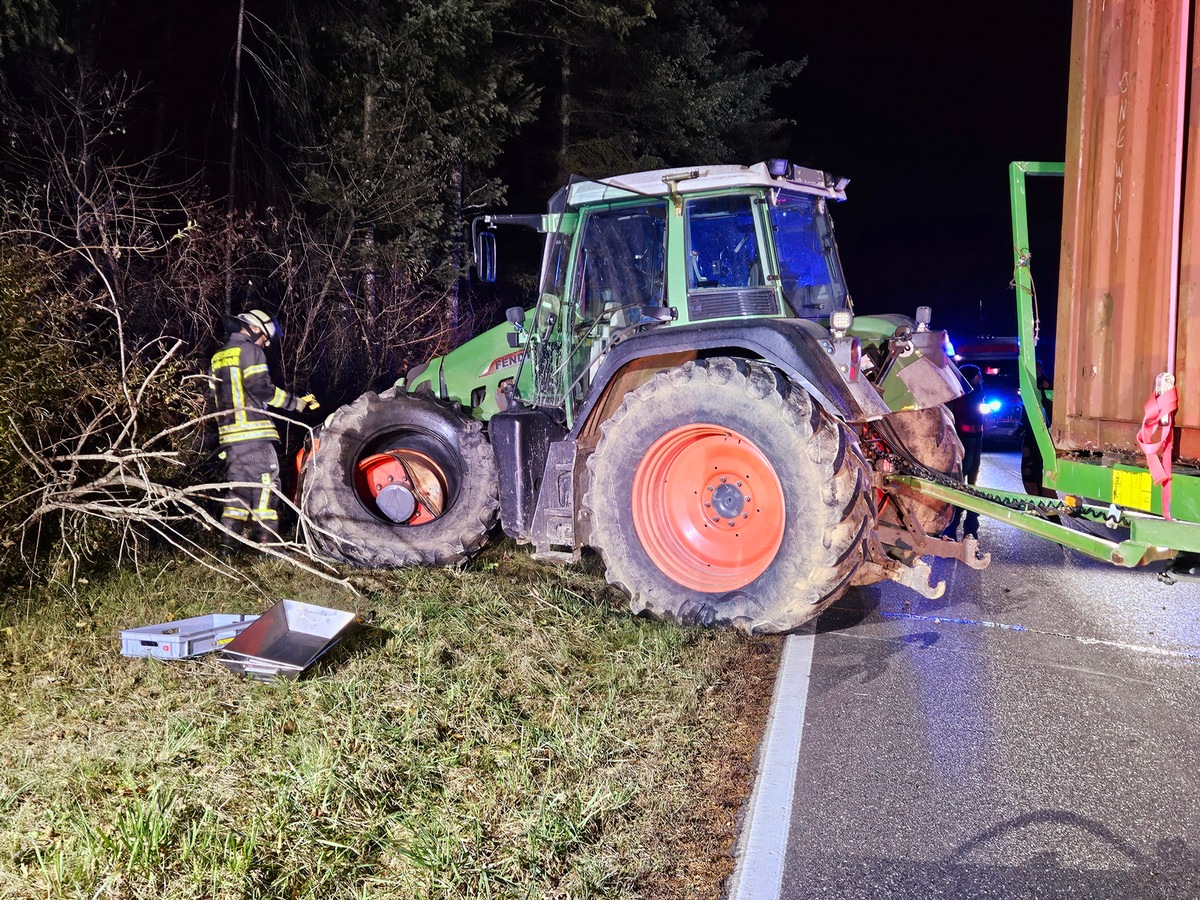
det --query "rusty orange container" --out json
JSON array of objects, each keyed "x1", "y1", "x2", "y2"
[{"x1": 1056, "y1": 0, "x2": 1200, "y2": 463}]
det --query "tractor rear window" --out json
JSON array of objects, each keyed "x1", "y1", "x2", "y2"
[{"x1": 770, "y1": 192, "x2": 850, "y2": 316}]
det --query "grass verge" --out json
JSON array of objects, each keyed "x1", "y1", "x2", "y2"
[{"x1": 0, "y1": 542, "x2": 778, "y2": 899}]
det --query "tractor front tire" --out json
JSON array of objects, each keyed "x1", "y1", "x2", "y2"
[
  {"x1": 301, "y1": 390, "x2": 498, "y2": 567},
  {"x1": 877, "y1": 405, "x2": 963, "y2": 537},
  {"x1": 582, "y1": 357, "x2": 874, "y2": 634}
]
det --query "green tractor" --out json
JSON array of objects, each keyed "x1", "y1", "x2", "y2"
[{"x1": 299, "y1": 160, "x2": 982, "y2": 633}]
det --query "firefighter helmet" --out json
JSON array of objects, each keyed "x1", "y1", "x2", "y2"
[{"x1": 235, "y1": 309, "x2": 280, "y2": 347}]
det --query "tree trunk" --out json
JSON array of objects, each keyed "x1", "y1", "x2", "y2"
[
  {"x1": 447, "y1": 161, "x2": 464, "y2": 342},
  {"x1": 363, "y1": 76, "x2": 375, "y2": 145},
  {"x1": 558, "y1": 46, "x2": 571, "y2": 185},
  {"x1": 224, "y1": 0, "x2": 246, "y2": 316}
]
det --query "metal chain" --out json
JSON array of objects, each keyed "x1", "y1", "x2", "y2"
[{"x1": 867, "y1": 419, "x2": 1128, "y2": 528}]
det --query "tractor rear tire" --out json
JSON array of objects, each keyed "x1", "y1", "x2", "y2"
[
  {"x1": 301, "y1": 390, "x2": 498, "y2": 567},
  {"x1": 877, "y1": 405, "x2": 963, "y2": 537},
  {"x1": 582, "y1": 357, "x2": 874, "y2": 634}
]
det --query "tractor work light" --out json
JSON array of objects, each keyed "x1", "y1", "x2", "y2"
[
  {"x1": 767, "y1": 158, "x2": 791, "y2": 178},
  {"x1": 829, "y1": 309, "x2": 853, "y2": 336}
]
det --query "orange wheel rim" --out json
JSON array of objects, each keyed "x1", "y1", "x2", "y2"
[
  {"x1": 355, "y1": 449, "x2": 447, "y2": 525},
  {"x1": 631, "y1": 424, "x2": 785, "y2": 592}
]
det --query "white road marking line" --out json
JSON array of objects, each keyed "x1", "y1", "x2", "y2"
[
  {"x1": 881, "y1": 611, "x2": 1200, "y2": 660},
  {"x1": 728, "y1": 624, "x2": 816, "y2": 900}
]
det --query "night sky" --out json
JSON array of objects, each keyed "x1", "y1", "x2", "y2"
[{"x1": 764, "y1": 1, "x2": 1074, "y2": 347}]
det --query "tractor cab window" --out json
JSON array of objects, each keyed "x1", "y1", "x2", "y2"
[
  {"x1": 558, "y1": 202, "x2": 667, "y2": 409},
  {"x1": 540, "y1": 232, "x2": 572, "y2": 297},
  {"x1": 769, "y1": 191, "x2": 850, "y2": 317},
  {"x1": 574, "y1": 203, "x2": 667, "y2": 324},
  {"x1": 686, "y1": 195, "x2": 763, "y2": 289}
]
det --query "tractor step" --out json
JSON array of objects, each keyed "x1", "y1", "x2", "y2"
[{"x1": 531, "y1": 440, "x2": 580, "y2": 563}]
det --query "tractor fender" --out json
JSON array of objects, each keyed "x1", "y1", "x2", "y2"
[{"x1": 571, "y1": 318, "x2": 893, "y2": 440}]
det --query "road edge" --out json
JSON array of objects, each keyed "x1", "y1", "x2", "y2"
[{"x1": 726, "y1": 625, "x2": 816, "y2": 900}]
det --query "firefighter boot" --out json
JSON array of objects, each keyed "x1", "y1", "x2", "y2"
[
  {"x1": 251, "y1": 521, "x2": 283, "y2": 549},
  {"x1": 219, "y1": 518, "x2": 246, "y2": 557}
]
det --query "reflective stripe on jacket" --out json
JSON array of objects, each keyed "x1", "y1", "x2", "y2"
[{"x1": 210, "y1": 333, "x2": 299, "y2": 445}]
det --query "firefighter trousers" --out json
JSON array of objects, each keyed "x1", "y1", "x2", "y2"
[{"x1": 219, "y1": 440, "x2": 282, "y2": 543}]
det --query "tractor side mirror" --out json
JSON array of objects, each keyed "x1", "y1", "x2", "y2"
[
  {"x1": 505, "y1": 306, "x2": 527, "y2": 347},
  {"x1": 476, "y1": 230, "x2": 497, "y2": 283}
]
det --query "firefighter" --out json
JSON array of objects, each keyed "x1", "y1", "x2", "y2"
[{"x1": 210, "y1": 309, "x2": 318, "y2": 551}]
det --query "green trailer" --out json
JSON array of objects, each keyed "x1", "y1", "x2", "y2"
[{"x1": 888, "y1": 161, "x2": 1199, "y2": 577}]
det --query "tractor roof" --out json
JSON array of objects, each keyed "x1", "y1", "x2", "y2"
[{"x1": 562, "y1": 161, "x2": 848, "y2": 208}]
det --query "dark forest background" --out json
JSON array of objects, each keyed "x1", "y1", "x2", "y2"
[{"x1": 1, "y1": 0, "x2": 804, "y2": 399}]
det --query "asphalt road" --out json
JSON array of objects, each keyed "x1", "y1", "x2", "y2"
[{"x1": 775, "y1": 452, "x2": 1200, "y2": 899}]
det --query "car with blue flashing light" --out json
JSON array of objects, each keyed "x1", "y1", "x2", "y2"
[{"x1": 953, "y1": 339, "x2": 1025, "y2": 447}]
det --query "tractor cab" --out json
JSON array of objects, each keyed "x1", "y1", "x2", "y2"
[{"x1": 474, "y1": 160, "x2": 855, "y2": 419}]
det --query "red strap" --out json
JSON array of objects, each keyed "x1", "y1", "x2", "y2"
[{"x1": 1136, "y1": 386, "x2": 1178, "y2": 519}]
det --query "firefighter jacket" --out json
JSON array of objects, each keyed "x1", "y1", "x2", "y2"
[{"x1": 210, "y1": 332, "x2": 301, "y2": 445}]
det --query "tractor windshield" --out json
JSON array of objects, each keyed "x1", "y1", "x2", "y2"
[{"x1": 769, "y1": 191, "x2": 850, "y2": 317}]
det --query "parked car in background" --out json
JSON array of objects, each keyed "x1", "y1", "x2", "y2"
[{"x1": 952, "y1": 338, "x2": 1026, "y2": 448}]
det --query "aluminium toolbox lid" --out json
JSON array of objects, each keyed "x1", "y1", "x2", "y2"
[
  {"x1": 218, "y1": 599, "x2": 358, "y2": 680},
  {"x1": 120, "y1": 614, "x2": 260, "y2": 660}
]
